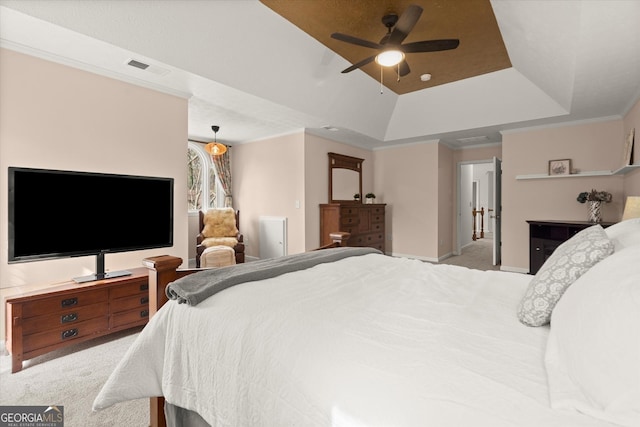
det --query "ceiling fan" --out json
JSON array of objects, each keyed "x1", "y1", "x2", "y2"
[{"x1": 331, "y1": 4, "x2": 459, "y2": 77}]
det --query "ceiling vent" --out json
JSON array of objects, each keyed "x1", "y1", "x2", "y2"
[
  {"x1": 127, "y1": 59, "x2": 149, "y2": 70},
  {"x1": 456, "y1": 135, "x2": 489, "y2": 144},
  {"x1": 126, "y1": 59, "x2": 170, "y2": 76}
]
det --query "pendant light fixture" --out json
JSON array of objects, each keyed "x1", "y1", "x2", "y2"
[{"x1": 204, "y1": 125, "x2": 227, "y2": 157}]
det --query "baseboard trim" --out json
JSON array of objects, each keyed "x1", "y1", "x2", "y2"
[
  {"x1": 388, "y1": 252, "x2": 441, "y2": 263},
  {"x1": 500, "y1": 265, "x2": 530, "y2": 274}
]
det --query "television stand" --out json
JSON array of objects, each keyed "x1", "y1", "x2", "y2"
[
  {"x1": 74, "y1": 270, "x2": 131, "y2": 284},
  {"x1": 73, "y1": 252, "x2": 131, "y2": 283},
  {"x1": 5, "y1": 267, "x2": 150, "y2": 373}
]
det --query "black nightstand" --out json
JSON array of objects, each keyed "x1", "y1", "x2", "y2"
[{"x1": 526, "y1": 220, "x2": 615, "y2": 274}]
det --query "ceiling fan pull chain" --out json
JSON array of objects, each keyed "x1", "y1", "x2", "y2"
[
  {"x1": 397, "y1": 63, "x2": 400, "y2": 82},
  {"x1": 380, "y1": 66, "x2": 384, "y2": 94}
]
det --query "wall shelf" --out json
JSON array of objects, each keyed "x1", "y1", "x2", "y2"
[{"x1": 516, "y1": 164, "x2": 640, "y2": 180}]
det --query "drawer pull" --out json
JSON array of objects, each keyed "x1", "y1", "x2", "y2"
[
  {"x1": 61, "y1": 313, "x2": 78, "y2": 323},
  {"x1": 140, "y1": 284, "x2": 149, "y2": 291},
  {"x1": 61, "y1": 328, "x2": 78, "y2": 340},
  {"x1": 61, "y1": 297, "x2": 78, "y2": 307},
  {"x1": 140, "y1": 296, "x2": 149, "y2": 304},
  {"x1": 140, "y1": 310, "x2": 149, "y2": 318}
]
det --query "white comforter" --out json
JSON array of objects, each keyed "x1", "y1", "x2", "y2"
[{"x1": 94, "y1": 253, "x2": 617, "y2": 426}]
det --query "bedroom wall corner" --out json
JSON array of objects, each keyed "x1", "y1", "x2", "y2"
[
  {"x1": 375, "y1": 142, "x2": 440, "y2": 258},
  {"x1": 623, "y1": 97, "x2": 640, "y2": 195},
  {"x1": 232, "y1": 131, "x2": 306, "y2": 258},
  {"x1": 501, "y1": 119, "x2": 626, "y2": 271},
  {"x1": 0, "y1": 48, "x2": 189, "y2": 342},
  {"x1": 437, "y1": 144, "x2": 454, "y2": 257}
]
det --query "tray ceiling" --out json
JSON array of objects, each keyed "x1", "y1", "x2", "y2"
[{"x1": 260, "y1": 0, "x2": 511, "y2": 95}]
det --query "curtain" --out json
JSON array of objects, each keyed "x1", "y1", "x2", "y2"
[{"x1": 212, "y1": 148, "x2": 233, "y2": 207}]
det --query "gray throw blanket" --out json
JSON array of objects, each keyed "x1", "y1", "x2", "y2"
[{"x1": 166, "y1": 246, "x2": 382, "y2": 306}]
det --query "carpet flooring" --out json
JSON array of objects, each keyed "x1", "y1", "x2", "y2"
[
  {"x1": 439, "y1": 238, "x2": 500, "y2": 271},
  {"x1": 0, "y1": 327, "x2": 148, "y2": 427}
]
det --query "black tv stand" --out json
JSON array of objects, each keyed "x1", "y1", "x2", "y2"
[{"x1": 73, "y1": 252, "x2": 131, "y2": 283}]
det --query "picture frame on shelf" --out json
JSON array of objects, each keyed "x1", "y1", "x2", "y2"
[
  {"x1": 548, "y1": 159, "x2": 571, "y2": 176},
  {"x1": 622, "y1": 128, "x2": 635, "y2": 166}
]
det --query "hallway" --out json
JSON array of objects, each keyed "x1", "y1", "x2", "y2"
[{"x1": 440, "y1": 238, "x2": 500, "y2": 271}]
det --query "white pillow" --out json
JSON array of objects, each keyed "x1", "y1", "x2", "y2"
[
  {"x1": 517, "y1": 225, "x2": 614, "y2": 326},
  {"x1": 604, "y1": 218, "x2": 640, "y2": 251},
  {"x1": 545, "y1": 245, "x2": 640, "y2": 427}
]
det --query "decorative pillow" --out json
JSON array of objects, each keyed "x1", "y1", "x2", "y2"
[
  {"x1": 517, "y1": 225, "x2": 614, "y2": 326},
  {"x1": 202, "y1": 208, "x2": 238, "y2": 238},
  {"x1": 545, "y1": 246, "x2": 640, "y2": 426},
  {"x1": 604, "y1": 218, "x2": 640, "y2": 251}
]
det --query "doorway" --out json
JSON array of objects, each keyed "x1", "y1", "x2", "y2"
[{"x1": 456, "y1": 158, "x2": 501, "y2": 267}]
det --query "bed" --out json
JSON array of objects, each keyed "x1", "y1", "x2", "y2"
[{"x1": 93, "y1": 220, "x2": 640, "y2": 427}]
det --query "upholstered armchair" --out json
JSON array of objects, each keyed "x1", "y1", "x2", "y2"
[{"x1": 196, "y1": 208, "x2": 245, "y2": 267}]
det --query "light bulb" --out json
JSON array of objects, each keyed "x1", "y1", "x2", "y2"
[{"x1": 375, "y1": 50, "x2": 405, "y2": 67}]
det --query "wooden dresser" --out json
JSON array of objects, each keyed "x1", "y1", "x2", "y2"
[
  {"x1": 320, "y1": 203, "x2": 386, "y2": 252},
  {"x1": 527, "y1": 220, "x2": 615, "y2": 275},
  {"x1": 5, "y1": 267, "x2": 150, "y2": 373}
]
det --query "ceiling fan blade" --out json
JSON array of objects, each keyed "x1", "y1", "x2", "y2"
[
  {"x1": 387, "y1": 4, "x2": 423, "y2": 45},
  {"x1": 341, "y1": 55, "x2": 376, "y2": 73},
  {"x1": 399, "y1": 60, "x2": 411, "y2": 77},
  {"x1": 331, "y1": 33, "x2": 383, "y2": 50},
  {"x1": 401, "y1": 39, "x2": 460, "y2": 53}
]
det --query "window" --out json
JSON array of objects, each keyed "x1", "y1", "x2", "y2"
[{"x1": 187, "y1": 141, "x2": 223, "y2": 211}]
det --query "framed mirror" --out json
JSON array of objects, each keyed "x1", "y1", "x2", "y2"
[{"x1": 328, "y1": 152, "x2": 363, "y2": 203}]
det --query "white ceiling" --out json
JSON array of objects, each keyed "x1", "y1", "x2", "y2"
[{"x1": 1, "y1": 0, "x2": 639, "y2": 150}]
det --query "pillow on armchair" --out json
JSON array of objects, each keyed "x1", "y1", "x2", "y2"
[{"x1": 201, "y1": 208, "x2": 238, "y2": 239}]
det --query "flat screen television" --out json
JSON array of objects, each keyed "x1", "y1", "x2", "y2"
[{"x1": 8, "y1": 167, "x2": 174, "y2": 283}]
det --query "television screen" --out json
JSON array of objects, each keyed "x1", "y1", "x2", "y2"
[{"x1": 8, "y1": 167, "x2": 174, "y2": 266}]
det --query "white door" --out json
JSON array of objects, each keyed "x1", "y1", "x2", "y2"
[{"x1": 492, "y1": 157, "x2": 502, "y2": 265}]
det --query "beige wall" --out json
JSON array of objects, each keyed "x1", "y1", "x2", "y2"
[
  {"x1": 623, "y1": 97, "x2": 640, "y2": 195},
  {"x1": 501, "y1": 119, "x2": 629, "y2": 271},
  {"x1": 374, "y1": 143, "x2": 440, "y2": 259},
  {"x1": 0, "y1": 49, "x2": 188, "y2": 340},
  {"x1": 232, "y1": 132, "x2": 306, "y2": 257},
  {"x1": 437, "y1": 144, "x2": 454, "y2": 257}
]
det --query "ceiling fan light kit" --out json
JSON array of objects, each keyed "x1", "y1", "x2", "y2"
[
  {"x1": 375, "y1": 50, "x2": 405, "y2": 67},
  {"x1": 330, "y1": 3, "x2": 459, "y2": 92}
]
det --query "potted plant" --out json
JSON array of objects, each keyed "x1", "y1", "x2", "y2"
[
  {"x1": 365, "y1": 193, "x2": 376, "y2": 204},
  {"x1": 577, "y1": 189, "x2": 612, "y2": 223},
  {"x1": 353, "y1": 193, "x2": 361, "y2": 202}
]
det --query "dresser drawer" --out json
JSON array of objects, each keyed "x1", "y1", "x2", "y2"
[
  {"x1": 23, "y1": 316, "x2": 109, "y2": 353},
  {"x1": 353, "y1": 232, "x2": 384, "y2": 246},
  {"x1": 111, "y1": 307, "x2": 149, "y2": 329},
  {"x1": 21, "y1": 289, "x2": 109, "y2": 318},
  {"x1": 371, "y1": 207, "x2": 385, "y2": 217},
  {"x1": 371, "y1": 213, "x2": 384, "y2": 223},
  {"x1": 21, "y1": 302, "x2": 108, "y2": 335},
  {"x1": 370, "y1": 222, "x2": 384, "y2": 232},
  {"x1": 340, "y1": 206, "x2": 359, "y2": 216},
  {"x1": 111, "y1": 293, "x2": 149, "y2": 314},
  {"x1": 340, "y1": 215, "x2": 359, "y2": 227},
  {"x1": 110, "y1": 280, "x2": 149, "y2": 299}
]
